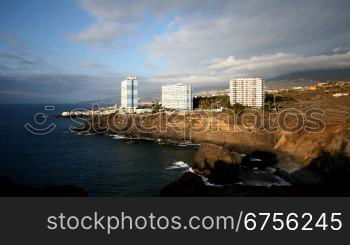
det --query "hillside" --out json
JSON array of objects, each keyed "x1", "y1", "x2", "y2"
[{"x1": 270, "y1": 69, "x2": 350, "y2": 82}]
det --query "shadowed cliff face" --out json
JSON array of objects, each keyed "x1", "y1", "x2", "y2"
[
  {"x1": 160, "y1": 172, "x2": 350, "y2": 197},
  {"x1": 76, "y1": 111, "x2": 350, "y2": 168},
  {"x1": 160, "y1": 144, "x2": 350, "y2": 197},
  {"x1": 274, "y1": 125, "x2": 350, "y2": 164}
]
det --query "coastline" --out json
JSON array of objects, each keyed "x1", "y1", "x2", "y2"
[
  {"x1": 69, "y1": 125, "x2": 345, "y2": 197},
  {"x1": 62, "y1": 109, "x2": 350, "y2": 196}
]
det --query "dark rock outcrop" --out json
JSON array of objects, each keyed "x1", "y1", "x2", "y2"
[
  {"x1": 241, "y1": 151, "x2": 278, "y2": 169},
  {"x1": 193, "y1": 143, "x2": 240, "y2": 184},
  {"x1": 308, "y1": 152, "x2": 350, "y2": 184},
  {"x1": 160, "y1": 172, "x2": 207, "y2": 197},
  {"x1": 209, "y1": 160, "x2": 240, "y2": 184},
  {"x1": 194, "y1": 143, "x2": 240, "y2": 170},
  {"x1": 161, "y1": 173, "x2": 350, "y2": 197}
]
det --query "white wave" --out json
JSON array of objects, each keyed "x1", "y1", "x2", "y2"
[
  {"x1": 76, "y1": 132, "x2": 94, "y2": 136},
  {"x1": 112, "y1": 135, "x2": 125, "y2": 139},
  {"x1": 265, "y1": 167, "x2": 277, "y2": 174},
  {"x1": 250, "y1": 157, "x2": 262, "y2": 162},
  {"x1": 242, "y1": 170, "x2": 291, "y2": 187},
  {"x1": 188, "y1": 167, "x2": 195, "y2": 173},
  {"x1": 166, "y1": 161, "x2": 189, "y2": 170},
  {"x1": 244, "y1": 179, "x2": 291, "y2": 187},
  {"x1": 185, "y1": 168, "x2": 225, "y2": 187},
  {"x1": 201, "y1": 176, "x2": 224, "y2": 188}
]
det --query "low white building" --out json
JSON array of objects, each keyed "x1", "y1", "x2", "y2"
[
  {"x1": 333, "y1": 93, "x2": 349, "y2": 97},
  {"x1": 292, "y1": 86, "x2": 304, "y2": 91},
  {"x1": 161, "y1": 84, "x2": 193, "y2": 111},
  {"x1": 229, "y1": 78, "x2": 265, "y2": 107},
  {"x1": 135, "y1": 108, "x2": 153, "y2": 114}
]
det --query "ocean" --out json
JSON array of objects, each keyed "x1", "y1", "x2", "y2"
[{"x1": 0, "y1": 104, "x2": 196, "y2": 196}]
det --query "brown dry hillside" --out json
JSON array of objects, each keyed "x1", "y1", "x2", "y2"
[{"x1": 78, "y1": 83, "x2": 350, "y2": 170}]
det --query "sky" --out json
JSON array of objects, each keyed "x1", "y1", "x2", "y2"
[{"x1": 0, "y1": 0, "x2": 350, "y2": 103}]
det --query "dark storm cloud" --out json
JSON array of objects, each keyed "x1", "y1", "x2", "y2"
[
  {"x1": 0, "y1": 64, "x2": 11, "y2": 70},
  {"x1": 2, "y1": 0, "x2": 350, "y2": 103},
  {"x1": 0, "y1": 51, "x2": 46, "y2": 74},
  {"x1": 74, "y1": 0, "x2": 350, "y2": 86},
  {"x1": 75, "y1": 0, "x2": 350, "y2": 58},
  {"x1": 0, "y1": 52, "x2": 37, "y2": 65},
  {"x1": 0, "y1": 73, "x2": 162, "y2": 104}
]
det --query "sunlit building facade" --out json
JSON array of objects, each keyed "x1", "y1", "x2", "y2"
[
  {"x1": 229, "y1": 78, "x2": 265, "y2": 107},
  {"x1": 121, "y1": 76, "x2": 138, "y2": 109},
  {"x1": 161, "y1": 84, "x2": 193, "y2": 111}
]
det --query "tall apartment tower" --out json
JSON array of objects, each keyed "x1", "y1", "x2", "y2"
[
  {"x1": 121, "y1": 76, "x2": 138, "y2": 109},
  {"x1": 161, "y1": 84, "x2": 193, "y2": 111},
  {"x1": 229, "y1": 78, "x2": 265, "y2": 107}
]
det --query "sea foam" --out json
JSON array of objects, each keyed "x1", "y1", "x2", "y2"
[
  {"x1": 112, "y1": 135, "x2": 125, "y2": 139},
  {"x1": 166, "y1": 161, "x2": 189, "y2": 170}
]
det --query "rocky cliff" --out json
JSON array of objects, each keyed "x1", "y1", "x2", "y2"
[
  {"x1": 76, "y1": 111, "x2": 350, "y2": 171},
  {"x1": 274, "y1": 125, "x2": 350, "y2": 163}
]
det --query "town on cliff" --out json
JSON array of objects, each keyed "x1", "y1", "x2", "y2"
[{"x1": 57, "y1": 77, "x2": 350, "y2": 196}]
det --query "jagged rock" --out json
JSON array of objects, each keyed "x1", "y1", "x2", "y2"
[
  {"x1": 241, "y1": 151, "x2": 278, "y2": 169},
  {"x1": 308, "y1": 152, "x2": 350, "y2": 183},
  {"x1": 274, "y1": 125, "x2": 350, "y2": 164},
  {"x1": 194, "y1": 143, "x2": 240, "y2": 170},
  {"x1": 160, "y1": 172, "x2": 350, "y2": 197},
  {"x1": 193, "y1": 143, "x2": 240, "y2": 184},
  {"x1": 160, "y1": 172, "x2": 207, "y2": 197},
  {"x1": 209, "y1": 160, "x2": 240, "y2": 184}
]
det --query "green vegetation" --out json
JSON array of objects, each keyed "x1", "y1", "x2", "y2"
[
  {"x1": 265, "y1": 94, "x2": 284, "y2": 104},
  {"x1": 193, "y1": 95, "x2": 246, "y2": 112},
  {"x1": 264, "y1": 93, "x2": 295, "y2": 110},
  {"x1": 152, "y1": 102, "x2": 161, "y2": 113},
  {"x1": 231, "y1": 103, "x2": 245, "y2": 113},
  {"x1": 193, "y1": 95, "x2": 231, "y2": 109}
]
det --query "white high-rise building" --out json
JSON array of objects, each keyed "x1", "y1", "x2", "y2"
[
  {"x1": 161, "y1": 84, "x2": 193, "y2": 111},
  {"x1": 229, "y1": 78, "x2": 265, "y2": 107},
  {"x1": 121, "y1": 76, "x2": 138, "y2": 109}
]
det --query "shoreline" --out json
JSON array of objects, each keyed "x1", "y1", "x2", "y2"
[
  {"x1": 71, "y1": 126, "x2": 305, "y2": 173},
  {"x1": 72, "y1": 130, "x2": 328, "y2": 193},
  {"x1": 60, "y1": 111, "x2": 350, "y2": 196}
]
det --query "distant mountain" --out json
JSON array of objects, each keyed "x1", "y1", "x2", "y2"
[
  {"x1": 265, "y1": 69, "x2": 350, "y2": 89},
  {"x1": 269, "y1": 69, "x2": 350, "y2": 82},
  {"x1": 75, "y1": 97, "x2": 118, "y2": 107}
]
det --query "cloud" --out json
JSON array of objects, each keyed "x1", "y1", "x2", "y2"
[
  {"x1": 72, "y1": 0, "x2": 205, "y2": 46},
  {"x1": 0, "y1": 52, "x2": 36, "y2": 65},
  {"x1": 0, "y1": 34, "x2": 48, "y2": 73},
  {"x1": 141, "y1": 50, "x2": 350, "y2": 90},
  {"x1": 0, "y1": 73, "x2": 117, "y2": 103},
  {"x1": 2, "y1": 51, "x2": 350, "y2": 104},
  {"x1": 208, "y1": 51, "x2": 350, "y2": 78},
  {"x1": 73, "y1": 21, "x2": 137, "y2": 47},
  {"x1": 80, "y1": 60, "x2": 107, "y2": 69},
  {"x1": 146, "y1": 0, "x2": 350, "y2": 64},
  {"x1": 333, "y1": 47, "x2": 350, "y2": 54},
  {"x1": 3, "y1": 0, "x2": 350, "y2": 103},
  {"x1": 141, "y1": 0, "x2": 350, "y2": 85},
  {"x1": 0, "y1": 32, "x2": 28, "y2": 54},
  {"x1": 0, "y1": 52, "x2": 45, "y2": 73},
  {"x1": 143, "y1": 60, "x2": 157, "y2": 69},
  {"x1": 72, "y1": 0, "x2": 145, "y2": 46},
  {"x1": 0, "y1": 73, "x2": 163, "y2": 103},
  {"x1": 74, "y1": 0, "x2": 350, "y2": 78}
]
